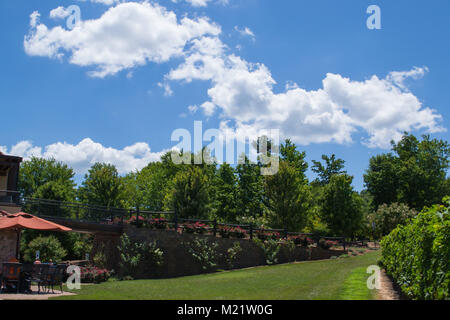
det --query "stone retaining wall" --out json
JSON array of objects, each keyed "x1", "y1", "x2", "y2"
[{"x1": 92, "y1": 225, "x2": 346, "y2": 279}]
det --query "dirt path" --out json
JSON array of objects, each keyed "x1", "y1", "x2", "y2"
[{"x1": 377, "y1": 269, "x2": 400, "y2": 300}]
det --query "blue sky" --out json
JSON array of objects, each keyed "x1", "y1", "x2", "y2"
[{"x1": 1, "y1": 0, "x2": 449, "y2": 190}]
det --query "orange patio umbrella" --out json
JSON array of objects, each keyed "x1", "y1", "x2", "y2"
[{"x1": 0, "y1": 212, "x2": 71, "y2": 260}]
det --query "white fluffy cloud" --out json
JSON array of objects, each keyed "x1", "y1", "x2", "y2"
[
  {"x1": 171, "y1": 0, "x2": 229, "y2": 7},
  {"x1": 49, "y1": 6, "x2": 71, "y2": 19},
  {"x1": 2, "y1": 139, "x2": 166, "y2": 175},
  {"x1": 167, "y1": 36, "x2": 444, "y2": 148},
  {"x1": 24, "y1": 2, "x2": 220, "y2": 77},
  {"x1": 24, "y1": 2, "x2": 445, "y2": 150}
]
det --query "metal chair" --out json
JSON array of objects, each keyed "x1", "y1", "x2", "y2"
[
  {"x1": 42, "y1": 265, "x2": 58, "y2": 293},
  {"x1": 48, "y1": 264, "x2": 67, "y2": 293},
  {"x1": 26, "y1": 264, "x2": 49, "y2": 294},
  {"x1": 1, "y1": 262, "x2": 22, "y2": 293}
]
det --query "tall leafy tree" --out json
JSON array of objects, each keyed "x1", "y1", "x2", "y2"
[
  {"x1": 320, "y1": 174, "x2": 363, "y2": 238},
  {"x1": 78, "y1": 163, "x2": 124, "y2": 208},
  {"x1": 280, "y1": 139, "x2": 308, "y2": 175},
  {"x1": 214, "y1": 163, "x2": 238, "y2": 222},
  {"x1": 164, "y1": 166, "x2": 210, "y2": 219},
  {"x1": 18, "y1": 157, "x2": 75, "y2": 199},
  {"x1": 364, "y1": 133, "x2": 450, "y2": 210},
  {"x1": 264, "y1": 161, "x2": 311, "y2": 231},
  {"x1": 311, "y1": 154, "x2": 346, "y2": 186},
  {"x1": 236, "y1": 155, "x2": 265, "y2": 218}
]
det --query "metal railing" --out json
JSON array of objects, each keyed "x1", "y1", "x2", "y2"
[{"x1": 19, "y1": 197, "x2": 350, "y2": 249}]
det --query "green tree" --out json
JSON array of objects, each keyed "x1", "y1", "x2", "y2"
[
  {"x1": 236, "y1": 155, "x2": 265, "y2": 218},
  {"x1": 280, "y1": 139, "x2": 308, "y2": 175},
  {"x1": 364, "y1": 133, "x2": 450, "y2": 210},
  {"x1": 311, "y1": 154, "x2": 346, "y2": 186},
  {"x1": 320, "y1": 174, "x2": 363, "y2": 238},
  {"x1": 18, "y1": 157, "x2": 75, "y2": 198},
  {"x1": 264, "y1": 161, "x2": 311, "y2": 231},
  {"x1": 214, "y1": 163, "x2": 238, "y2": 222},
  {"x1": 78, "y1": 163, "x2": 124, "y2": 208},
  {"x1": 164, "y1": 166, "x2": 210, "y2": 219}
]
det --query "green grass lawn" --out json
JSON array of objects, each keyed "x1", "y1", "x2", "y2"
[{"x1": 55, "y1": 250, "x2": 381, "y2": 300}]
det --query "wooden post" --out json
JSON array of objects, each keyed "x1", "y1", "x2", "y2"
[
  {"x1": 249, "y1": 223, "x2": 253, "y2": 240},
  {"x1": 213, "y1": 219, "x2": 217, "y2": 237},
  {"x1": 174, "y1": 210, "x2": 178, "y2": 232}
]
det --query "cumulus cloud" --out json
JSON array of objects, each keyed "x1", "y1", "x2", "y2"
[
  {"x1": 2, "y1": 139, "x2": 166, "y2": 175},
  {"x1": 167, "y1": 36, "x2": 444, "y2": 148},
  {"x1": 24, "y1": 2, "x2": 445, "y2": 150},
  {"x1": 49, "y1": 6, "x2": 71, "y2": 19},
  {"x1": 171, "y1": 0, "x2": 229, "y2": 7},
  {"x1": 77, "y1": 0, "x2": 122, "y2": 5},
  {"x1": 24, "y1": 2, "x2": 220, "y2": 77}
]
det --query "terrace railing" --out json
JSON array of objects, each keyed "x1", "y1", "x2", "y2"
[{"x1": 20, "y1": 197, "x2": 348, "y2": 249}]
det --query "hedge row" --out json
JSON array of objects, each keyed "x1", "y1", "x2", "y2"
[{"x1": 380, "y1": 197, "x2": 449, "y2": 300}]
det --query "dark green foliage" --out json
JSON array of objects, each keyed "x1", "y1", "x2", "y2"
[
  {"x1": 78, "y1": 163, "x2": 125, "y2": 208},
  {"x1": 214, "y1": 163, "x2": 238, "y2": 222},
  {"x1": 165, "y1": 166, "x2": 210, "y2": 219},
  {"x1": 264, "y1": 161, "x2": 311, "y2": 231},
  {"x1": 320, "y1": 174, "x2": 363, "y2": 237},
  {"x1": 364, "y1": 133, "x2": 450, "y2": 210},
  {"x1": 236, "y1": 155, "x2": 265, "y2": 219},
  {"x1": 23, "y1": 235, "x2": 67, "y2": 263},
  {"x1": 381, "y1": 197, "x2": 449, "y2": 300},
  {"x1": 312, "y1": 154, "x2": 346, "y2": 186},
  {"x1": 18, "y1": 157, "x2": 76, "y2": 199}
]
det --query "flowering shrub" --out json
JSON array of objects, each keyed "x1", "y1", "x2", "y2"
[
  {"x1": 183, "y1": 222, "x2": 209, "y2": 234},
  {"x1": 256, "y1": 229, "x2": 280, "y2": 241},
  {"x1": 127, "y1": 215, "x2": 145, "y2": 226},
  {"x1": 219, "y1": 226, "x2": 247, "y2": 239},
  {"x1": 147, "y1": 217, "x2": 168, "y2": 230},
  {"x1": 80, "y1": 266, "x2": 112, "y2": 283},
  {"x1": 318, "y1": 238, "x2": 338, "y2": 250},
  {"x1": 288, "y1": 235, "x2": 315, "y2": 247}
]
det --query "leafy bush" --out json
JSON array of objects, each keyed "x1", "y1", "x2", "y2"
[
  {"x1": 186, "y1": 238, "x2": 221, "y2": 272},
  {"x1": 226, "y1": 242, "x2": 243, "y2": 269},
  {"x1": 368, "y1": 202, "x2": 417, "y2": 238},
  {"x1": 381, "y1": 197, "x2": 449, "y2": 300},
  {"x1": 279, "y1": 239, "x2": 296, "y2": 262},
  {"x1": 254, "y1": 239, "x2": 281, "y2": 265},
  {"x1": 117, "y1": 234, "x2": 164, "y2": 278},
  {"x1": 23, "y1": 236, "x2": 67, "y2": 263}
]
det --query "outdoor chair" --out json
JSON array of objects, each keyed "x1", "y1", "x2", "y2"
[
  {"x1": 41, "y1": 265, "x2": 58, "y2": 293},
  {"x1": 45, "y1": 264, "x2": 67, "y2": 293},
  {"x1": 26, "y1": 264, "x2": 49, "y2": 294},
  {"x1": 1, "y1": 262, "x2": 22, "y2": 293}
]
